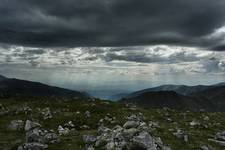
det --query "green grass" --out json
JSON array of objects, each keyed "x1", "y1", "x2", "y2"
[{"x1": 0, "y1": 97, "x2": 225, "y2": 150}]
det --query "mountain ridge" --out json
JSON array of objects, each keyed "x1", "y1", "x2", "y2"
[
  {"x1": 120, "y1": 90, "x2": 216, "y2": 111},
  {"x1": 0, "y1": 75, "x2": 88, "y2": 99},
  {"x1": 119, "y1": 82, "x2": 225, "y2": 111},
  {"x1": 121, "y1": 82, "x2": 225, "y2": 99}
]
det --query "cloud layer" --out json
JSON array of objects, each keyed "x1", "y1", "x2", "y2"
[
  {"x1": 1, "y1": 0, "x2": 225, "y2": 49},
  {"x1": 1, "y1": 45, "x2": 225, "y2": 74},
  {"x1": 1, "y1": 45, "x2": 225, "y2": 98}
]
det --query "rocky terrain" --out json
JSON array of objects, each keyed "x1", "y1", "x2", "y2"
[{"x1": 1, "y1": 97, "x2": 225, "y2": 150}]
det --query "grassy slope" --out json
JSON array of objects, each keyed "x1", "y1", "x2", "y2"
[{"x1": 0, "y1": 97, "x2": 225, "y2": 150}]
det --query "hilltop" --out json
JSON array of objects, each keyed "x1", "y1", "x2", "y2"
[{"x1": 0, "y1": 75, "x2": 87, "y2": 99}]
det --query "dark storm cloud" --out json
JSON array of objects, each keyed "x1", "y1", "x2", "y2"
[
  {"x1": 1, "y1": 0, "x2": 225, "y2": 49},
  {"x1": 212, "y1": 45, "x2": 225, "y2": 51}
]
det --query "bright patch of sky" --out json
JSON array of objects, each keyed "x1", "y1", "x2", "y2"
[{"x1": 0, "y1": 45, "x2": 225, "y2": 99}]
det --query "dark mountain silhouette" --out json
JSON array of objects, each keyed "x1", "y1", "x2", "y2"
[
  {"x1": 0, "y1": 75, "x2": 88, "y2": 99},
  {"x1": 120, "y1": 82, "x2": 225, "y2": 111},
  {"x1": 120, "y1": 91, "x2": 215, "y2": 111},
  {"x1": 192, "y1": 85, "x2": 225, "y2": 111},
  {"x1": 124, "y1": 83, "x2": 225, "y2": 99}
]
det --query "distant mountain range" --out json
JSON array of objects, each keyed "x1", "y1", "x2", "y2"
[
  {"x1": 110, "y1": 83, "x2": 224, "y2": 101},
  {"x1": 120, "y1": 83, "x2": 225, "y2": 111},
  {"x1": 1, "y1": 74, "x2": 225, "y2": 111},
  {"x1": 120, "y1": 91, "x2": 216, "y2": 111},
  {"x1": 124, "y1": 83, "x2": 225, "y2": 98},
  {"x1": 108, "y1": 93, "x2": 130, "y2": 101},
  {"x1": 0, "y1": 75, "x2": 88, "y2": 99}
]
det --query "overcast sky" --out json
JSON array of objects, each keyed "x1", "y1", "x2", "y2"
[{"x1": 1, "y1": 0, "x2": 225, "y2": 98}]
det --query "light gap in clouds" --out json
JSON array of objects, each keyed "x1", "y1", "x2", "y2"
[
  {"x1": 1, "y1": 45, "x2": 225, "y2": 72},
  {"x1": 0, "y1": 45, "x2": 225, "y2": 98}
]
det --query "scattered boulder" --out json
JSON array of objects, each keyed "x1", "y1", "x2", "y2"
[
  {"x1": 112, "y1": 125, "x2": 123, "y2": 133},
  {"x1": 43, "y1": 132, "x2": 60, "y2": 144},
  {"x1": 25, "y1": 120, "x2": 41, "y2": 131},
  {"x1": 22, "y1": 106, "x2": 32, "y2": 114},
  {"x1": 208, "y1": 138, "x2": 225, "y2": 146},
  {"x1": 127, "y1": 113, "x2": 145, "y2": 122},
  {"x1": 76, "y1": 111, "x2": 80, "y2": 114},
  {"x1": 85, "y1": 111, "x2": 91, "y2": 118},
  {"x1": 149, "y1": 121, "x2": 160, "y2": 129},
  {"x1": 199, "y1": 145, "x2": 213, "y2": 150},
  {"x1": 64, "y1": 121, "x2": 75, "y2": 129},
  {"x1": 41, "y1": 107, "x2": 52, "y2": 120},
  {"x1": 80, "y1": 125, "x2": 90, "y2": 130},
  {"x1": 18, "y1": 142, "x2": 48, "y2": 150},
  {"x1": 0, "y1": 103, "x2": 9, "y2": 116},
  {"x1": 123, "y1": 128, "x2": 139, "y2": 138},
  {"x1": 102, "y1": 113, "x2": 117, "y2": 124},
  {"x1": 209, "y1": 131, "x2": 225, "y2": 146},
  {"x1": 215, "y1": 131, "x2": 225, "y2": 141},
  {"x1": 166, "y1": 117, "x2": 173, "y2": 122},
  {"x1": 83, "y1": 135, "x2": 96, "y2": 144},
  {"x1": 58, "y1": 125, "x2": 70, "y2": 136},
  {"x1": 123, "y1": 121, "x2": 139, "y2": 129},
  {"x1": 203, "y1": 116, "x2": 210, "y2": 121},
  {"x1": 173, "y1": 129, "x2": 188, "y2": 143},
  {"x1": 26, "y1": 128, "x2": 43, "y2": 143},
  {"x1": 15, "y1": 106, "x2": 32, "y2": 115},
  {"x1": 190, "y1": 120, "x2": 201, "y2": 127},
  {"x1": 129, "y1": 131, "x2": 156, "y2": 150},
  {"x1": 98, "y1": 125, "x2": 111, "y2": 134}
]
